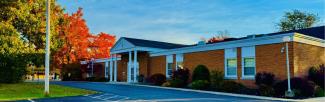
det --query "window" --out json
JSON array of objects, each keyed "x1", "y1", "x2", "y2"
[
  {"x1": 226, "y1": 58, "x2": 237, "y2": 76},
  {"x1": 176, "y1": 54, "x2": 184, "y2": 70},
  {"x1": 166, "y1": 55, "x2": 173, "y2": 78},
  {"x1": 167, "y1": 63, "x2": 173, "y2": 77},
  {"x1": 241, "y1": 46, "x2": 256, "y2": 79},
  {"x1": 243, "y1": 58, "x2": 255, "y2": 76},
  {"x1": 225, "y1": 48, "x2": 237, "y2": 78},
  {"x1": 176, "y1": 62, "x2": 183, "y2": 69}
]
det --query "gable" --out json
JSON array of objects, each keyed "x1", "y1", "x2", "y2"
[{"x1": 111, "y1": 38, "x2": 135, "y2": 51}]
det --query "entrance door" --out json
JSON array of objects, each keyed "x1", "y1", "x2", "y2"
[{"x1": 128, "y1": 62, "x2": 139, "y2": 82}]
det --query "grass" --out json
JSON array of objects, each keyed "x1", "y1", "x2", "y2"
[{"x1": 0, "y1": 82, "x2": 97, "y2": 101}]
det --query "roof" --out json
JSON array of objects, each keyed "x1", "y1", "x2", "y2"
[
  {"x1": 122, "y1": 37, "x2": 190, "y2": 49},
  {"x1": 267, "y1": 26, "x2": 324, "y2": 39},
  {"x1": 120, "y1": 26, "x2": 324, "y2": 50},
  {"x1": 206, "y1": 26, "x2": 325, "y2": 44}
]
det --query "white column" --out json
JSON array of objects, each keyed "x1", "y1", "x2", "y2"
[
  {"x1": 109, "y1": 54, "x2": 113, "y2": 82},
  {"x1": 133, "y1": 50, "x2": 138, "y2": 83},
  {"x1": 114, "y1": 54, "x2": 117, "y2": 82},
  {"x1": 105, "y1": 61, "x2": 108, "y2": 79},
  {"x1": 128, "y1": 51, "x2": 132, "y2": 83}
]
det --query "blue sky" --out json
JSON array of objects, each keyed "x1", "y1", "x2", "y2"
[{"x1": 57, "y1": 0, "x2": 325, "y2": 44}]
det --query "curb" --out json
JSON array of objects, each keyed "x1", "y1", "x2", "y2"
[{"x1": 107, "y1": 82, "x2": 303, "y2": 102}]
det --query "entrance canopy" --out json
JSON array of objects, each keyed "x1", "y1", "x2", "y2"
[
  {"x1": 110, "y1": 37, "x2": 189, "y2": 54},
  {"x1": 110, "y1": 37, "x2": 189, "y2": 83}
]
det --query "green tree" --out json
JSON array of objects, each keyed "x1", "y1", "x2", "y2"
[
  {"x1": 0, "y1": 0, "x2": 65, "y2": 51},
  {"x1": 0, "y1": 22, "x2": 43, "y2": 83},
  {"x1": 0, "y1": 0, "x2": 62, "y2": 83},
  {"x1": 0, "y1": 0, "x2": 67, "y2": 71},
  {"x1": 277, "y1": 10, "x2": 318, "y2": 31}
]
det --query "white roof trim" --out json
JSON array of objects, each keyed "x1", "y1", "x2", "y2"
[
  {"x1": 110, "y1": 38, "x2": 167, "y2": 54},
  {"x1": 110, "y1": 38, "x2": 135, "y2": 52},
  {"x1": 110, "y1": 46, "x2": 166, "y2": 54},
  {"x1": 150, "y1": 32, "x2": 325, "y2": 57},
  {"x1": 80, "y1": 58, "x2": 121, "y2": 64},
  {"x1": 150, "y1": 33, "x2": 295, "y2": 57},
  {"x1": 293, "y1": 33, "x2": 325, "y2": 47}
]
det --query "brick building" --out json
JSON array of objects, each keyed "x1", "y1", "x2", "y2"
[{"x1": 105, "y1": 26, "x2": 324, "y2": 87}]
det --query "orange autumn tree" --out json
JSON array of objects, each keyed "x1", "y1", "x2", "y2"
[
  {"x1": 88, "y1": 32, "x2": 115, "y2": 59},
  {"x1": 54, "y1": 8, "x2": 115, "y2": 67},
  {"x1": 207, "y1": 30, "x2": 230, "y2": 43}
]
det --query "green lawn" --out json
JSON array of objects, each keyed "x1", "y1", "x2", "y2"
[{"x1": 0, "y1": 82, "x2": 97, "y2": 101}]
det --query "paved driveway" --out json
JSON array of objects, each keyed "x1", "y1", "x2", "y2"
[{"x1": 22, "y1": 81, "x2": 282, "y2": 102}]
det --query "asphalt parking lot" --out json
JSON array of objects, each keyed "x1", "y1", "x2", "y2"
[{"x1": 20, "y1": 81, "x2": 282, "y2": 102}]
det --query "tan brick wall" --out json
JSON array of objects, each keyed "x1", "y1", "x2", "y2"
[
  {"x1": 183, "y1": 50, "x2": 225, "y2": 81},
  {"x1": 237, "y1": 47, "x2": 242, "y2": 79},
  {"x1": 116, "y1": 52, "x2": 151, "y2": 81},
  {"x1": 173, "y1": 54, "x2": 177, "y2": 71},
  {"x1": 118, "y1": 41, "x2": 324, "y2": 87},
  {"x1": 293, "y1": 42, "x2": 325, "y2": 77},
  {"x1": 117, "y1": 54, "x2": 128, "y2": 81},
  {"x1": 234, "y1": 47, "x2": 255, "y2": 87},
  {"x1": 148, "y1": 55, "x2": 166, "y2": 76},
  {"x1": 138, "y1": 52, "x2": 150, "y2": 78},
  {"x1": 255, "y1": 42, "x2": 294, "y2": 80},
  {"x1": 96, "y1": 62, "x2": 106, "y2": 78}
]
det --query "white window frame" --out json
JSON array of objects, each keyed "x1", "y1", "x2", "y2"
[
  {"x1": 224, "y1": 48, "x2": 237, "y2": 79},
  {"x1": 241, "y1": 46, "x2": 256, "y2": 79},
  {"x1": 241, "y1": 57, "x2": 256, "y2": 79},
  {"x1": 175, "y1": 54, "x2": 183, "y2": 70},
  {"x1": 225, "y1": 58, "x2": 237, "y2": 78},
  {"x1": 166, "y1": 55, "x2": 173, "y2": 78}
]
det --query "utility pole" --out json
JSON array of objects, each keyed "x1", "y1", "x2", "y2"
[
  {"x1": 44, "y1": 0, "x2": 51, "y2": 96},
  {"x1": 283, "y1": 36, "x2": 294, "y2": 97}
]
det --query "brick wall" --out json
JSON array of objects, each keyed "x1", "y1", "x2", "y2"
[
  {"x1": 235, "y1": 48, "x2": 255, "y2": 87},
  {"x1": 138, "y1": 52, "x2": 150, "y2": 78},
  {"x1": 117, "y1": 54, "x2": 128, "y2": 81},
  {"x1": 136, "y1": 41, "x2": 324, "y2": 87},
  {"x1": 173, "y1": 54, "x2": 177, "y2": 71},
  {"x1": 183, "y1": 50, "x2": 225, "y2": 81},
  {"x1": 293, "y1": 42, "x2": 325, "y2": 77},
  {"x1": 255, "y1": 42, "x2": 294, "y2": 81},
  {"x1": 148, "y1": 55, "x2": 166, "y2": 76}
]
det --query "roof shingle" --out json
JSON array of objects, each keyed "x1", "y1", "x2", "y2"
[
  {"x1": 268, "y1": 26, "x2": 324, "y2": 39},
  {"x1": 122, "y1": 37, "x2": 190, "y2": 49}
]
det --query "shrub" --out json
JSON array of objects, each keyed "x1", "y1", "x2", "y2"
[
  {"x1": 314, "y1": 86, "x2": 325, "y2": 97},
  {"x1": 85, "y1": 77, "x2": 95, "y2": 81},
  {"x1": 220, "y1": 81, "x2": 246, "y2": 93},
  {"x1": 239, "y1": 87, "x2": 258, "y2": 95},
  {"x1": 168, "y1": 78, "x2": 185, "y2": 88},
  {"x1": 86, "y1": 77, "x2": 109, "y2": 82},
  {"x1": 62, "y1": 63, "x2": 82, "y2": 81},
  {"x1": 94, "y1": 77, "x2": 109, "y2": 82},
  {"x1": 273, "y1": 77, "x2": 315, "y2": 98},
  {"x1": 171, "y1": 68, "x2": 190, "y2": 87},
  {"x1": 0, "y1": 53, "x2": 30, "y2": 83},
  {"x1": 192, "y1": 65, "x2": 210, "y2": 81},
  {"x1": 210, "y1": 71, "x2": 224, "y2": 90},
  {"x1": 189, "y1": 80, "x2": 210, "y2": 90},
  {"x1": 148, "y1": 74, "x2": 166, "y2": 86},
  {"x1": 255, "y1": 72, "x2": 275, "y2": 86},
  {"x1": 308, "y1": 64, "x2": 324, "y2": 89},
  {"x1": 138, "y1": 74, "x2": 145, "y2": 83},
  {"x1": 161, "y1": 81, "x2": 171, "y2": 87},
  {"x1": 258, "y1": 84, "x2": 275, "y2": 96}
]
